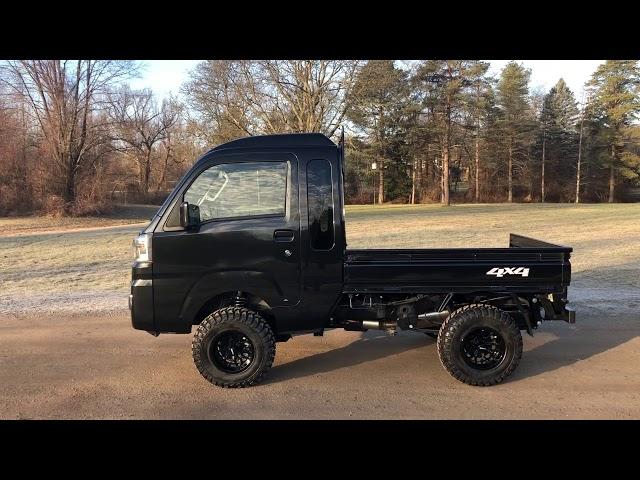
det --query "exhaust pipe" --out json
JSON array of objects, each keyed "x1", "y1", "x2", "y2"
[
  {"x1": 345, "y1": 310, "x2": 450, "y2": 332},
  {"x1": 362, "y1": 310, "x2": 450, "y2": 330},
  {"x1": 362, "y1": 320, "x2": 397, "y2": 330},
  {"x1": 415, "y1": 310, "x2": 450, "y2": 328}
]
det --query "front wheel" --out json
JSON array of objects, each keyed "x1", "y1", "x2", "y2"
[
  {"x1": 192, "y1": 307, "x2": 276, "y2": 388},
  {"x1": 437, "y1": 304, "x2": 522, "y2": 386}
]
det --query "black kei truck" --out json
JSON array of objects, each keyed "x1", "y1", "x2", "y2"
[{"x1": 130, "y1": 133, "x2": 576, "y2": 388}]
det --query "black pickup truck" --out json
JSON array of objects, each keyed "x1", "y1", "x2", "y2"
[{"x1": 130, "y1": 133, "x2": 575, "y2": 388}]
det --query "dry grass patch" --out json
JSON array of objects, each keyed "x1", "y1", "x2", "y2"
[{"x1": 1, "y1": 203, "x2": 639, "y2": 314}]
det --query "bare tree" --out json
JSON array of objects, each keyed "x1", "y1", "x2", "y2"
[
  {"x1": 153, "y1": 116, "x2": 198, "y2": 194},
  {"x1": 184, "y1": 60, "x2": 360, "y2": 143},
  {"x1": 256, "y1": 60, "x2": 360, "y2": 137},
  {"x1": 107, "y1": 87, "x2": 180, "y2": 197},
  {"x1": 181, "y1": 61, "x2": 257, "y2": 145},
  {"x1": 0, "y1": 60, "x2": 136, "y2": 211}
]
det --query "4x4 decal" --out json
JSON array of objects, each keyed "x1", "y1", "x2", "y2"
[{"x1": 486, "y1": 267, "x2": 530, "y2": 278}]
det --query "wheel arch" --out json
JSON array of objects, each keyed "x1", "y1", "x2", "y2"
[
  {"x1": 190, "y1": 290, "x2": 277, "y2": 331},
  {"x1": 178, "y1": 270, "x2": 285, "y2": 332}
]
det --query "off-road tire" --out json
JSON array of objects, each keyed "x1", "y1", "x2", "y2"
[
  {"x1": 192, "y1": 307, "x2": 276, "y2": 388},
  {"x1": 437, "y1": 304, "x2": 522, "y2": 386}
]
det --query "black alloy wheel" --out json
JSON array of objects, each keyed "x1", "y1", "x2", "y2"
[
  {"x1": 460, "y1": 327, "x2": 507, "y2": 370},
  {"x1": 210, "y1": 331, "x2": 256, "y2": 373},
  {"x1": 437, "y1": 304, "x2": 523, "y2": 386}
]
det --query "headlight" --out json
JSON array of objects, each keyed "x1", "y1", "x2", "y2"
[{"x1": 132, "y1": 233, "x2": 152, "y2": 262}]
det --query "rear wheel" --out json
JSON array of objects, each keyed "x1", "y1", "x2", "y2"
[
  {"x1": 437, "y1": 304, "x2": 522, "y2": 386},
  {"x1": 192, "y1": 306, "x2": 276, "y2": 388}
]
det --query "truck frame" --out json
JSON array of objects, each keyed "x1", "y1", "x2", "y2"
[{"x1": 130, "y1": 133, "x2": 575, "y2": 387}]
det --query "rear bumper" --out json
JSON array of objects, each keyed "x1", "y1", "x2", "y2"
[
  {"x1": 541, "y1": 291, "x2": 576, "y2": 324},
  {"x1": 555, "y1": 304, "x2": 576, "y2": 323}
]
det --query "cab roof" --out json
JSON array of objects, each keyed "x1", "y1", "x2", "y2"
[{"x1": 210, "y1": 133, "x2": 336, "y2": 152}]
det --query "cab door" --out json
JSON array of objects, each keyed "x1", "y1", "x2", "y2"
[
  {"x1": 151, "y1": 152, "x2": 301, "y2": 332},
  {"x1": 275, "y1": 155, "x2": 344, "y2": 333}
]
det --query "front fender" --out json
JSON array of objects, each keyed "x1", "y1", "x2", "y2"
[{"x1": 179, "y1": 269, "x2": 284, "y2": 325}]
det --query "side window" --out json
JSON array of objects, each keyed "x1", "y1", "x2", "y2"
[
  {"x1": 184, "y1": 161, "x2": 287, "y2": 222},
  {"x1": 307, "y1": 159, "x2": 334, "y2": 250}
]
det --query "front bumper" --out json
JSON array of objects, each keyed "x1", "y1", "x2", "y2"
[{"x1": 130, "y1": 261, "x2": 156, "y2": 334}]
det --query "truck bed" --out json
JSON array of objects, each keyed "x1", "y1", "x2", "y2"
[{"x1": 343, "y1": 234, "x2": 572, "y2": 295}]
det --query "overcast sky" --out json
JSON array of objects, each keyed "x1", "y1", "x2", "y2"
[{"x1": 130, "y1": 60, "x2": 605, "y2": 104}]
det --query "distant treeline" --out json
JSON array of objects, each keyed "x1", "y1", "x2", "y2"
[{"x1": 1, "y1": 60, "x2": 639, "y2": 216}]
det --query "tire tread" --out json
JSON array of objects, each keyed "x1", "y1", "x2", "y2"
[
  {"x1": 436, "y1": 304, "x2": 523, "y2": 386},
  {"x1": 191, "y1": 306, "x2": 276, "y2": 388}
]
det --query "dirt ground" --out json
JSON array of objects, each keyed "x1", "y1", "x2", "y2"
[
  {"x1": 1, "y1": 311, "x2": 638, "y2": 419},
  {"x1": 1, "y1": 203, "x2": 639, "y2": 419}
]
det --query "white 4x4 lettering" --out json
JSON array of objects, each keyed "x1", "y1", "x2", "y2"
[{"x1": 486, "y1": 267, "x2": 530, "y2": 278}]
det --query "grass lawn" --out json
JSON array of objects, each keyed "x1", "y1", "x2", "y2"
[
  {"x1": 1, "y1": 203, "x2": 639, "y2": 314},
  {"x1": 0, "y1": 204, "x2": 156, "y2": 237},
  {"x1": 346, "y1": 203, "x2": 640, "y2": 270}
]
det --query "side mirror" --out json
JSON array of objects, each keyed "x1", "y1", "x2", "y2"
[{"x1": 179, "y1": 202, "x2": 200, "y2": 229}]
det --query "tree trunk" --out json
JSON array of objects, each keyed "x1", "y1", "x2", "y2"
[
  {"x1": 529, "y1": 178, "x2": 534, "y2": 201},
  {"x1": 474, "y1": 135, "x2": 480, "y2": 203},
  {"x1": 576, "y1": 124, "x2": 583, "y2": 204},
  {"x1": 416, "y1": 157, "x2": 421, "y2": 204},
  {"x1": 64, "y1": 160, "x2": 75, "y2": 210},
  {"x1": 442, "y1": 105, "x2": 451, "y2": 206},
  {"x1": 142, "y1": 150, "x2": 152, "y2": 199},
  {"x1": 424, "y1": 144, "x2": 430, "y2": 201},
  {"x1": 378, "y1": 158, "x2": 384, "y2": 204},
  {"x1": 377, "y1": 108, "x2": 385, "y2": 205},
  {"x1": 442, "y1": 133, "x2": 451, "y2": 205},
  {"x1": 508, "y1": 142, "x2": 513, "y2": 203},
  {"x1": 576, "y1": 101, "x2": 585, "y2": 204},
  {"x1": 609, "y1": 146, "x2": 615, "y2": 203},
  {"x1": 144, "y1": 161, "x2": 151, "y2": 198},
  {"x1": 411, "y1": 159, "x2": 416, "y2": 204},
  {"x1": 372, "y1": 171, "x2": 376, "y2": 204},
  {"x1": 541, "y1": 134, "x2": 546, "y2": 203},
  {"x1": 442, "y1": 147, "x2": 450, "y2": 205},
  {"x1": 156, "y1": 155, "x2": 169, "y2": 193}
]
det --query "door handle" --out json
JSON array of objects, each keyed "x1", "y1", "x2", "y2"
[{"x1": 274, "y1": 229, "x2": 295, "y2": 242}]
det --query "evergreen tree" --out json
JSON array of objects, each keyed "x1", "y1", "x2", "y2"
[
  {"x1": 540, "y1": 79, "x2": 579, "y2": 201},
  {"x1": 413, "y1": 60, "x2": 485, "y2": 205},
  {"x1": 586, "y1": 60, "x2": 640, "y2": 202},
  {"x1": 496, "y1": 62, "x2": 534, "y2": 202},
  {"x1": 347, "y1": 61, "x2": 409, "y2": 204},
  {"x1": 464, "y1": 61, "x2": 493, "y2": 203}
]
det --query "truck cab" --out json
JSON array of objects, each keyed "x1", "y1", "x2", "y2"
[{"x1": 131, "y1": 133, "x2": 575, "y2": 388}]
